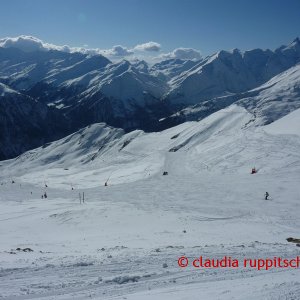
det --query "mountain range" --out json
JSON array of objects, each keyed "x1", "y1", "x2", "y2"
[{"x1": 0, "y1": 37, "x2": 300, "y2": 160}]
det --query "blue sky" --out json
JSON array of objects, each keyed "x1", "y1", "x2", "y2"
[{"x1": 0, "y1": 0, "x2": 300, "y2": 59}]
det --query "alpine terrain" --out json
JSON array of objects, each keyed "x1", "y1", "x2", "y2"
[
  {"x1": 0, "y1": 36, "x2": 299, "y2": 299},
  {"x1": 1, "y1": 36, "x2": 300, "y2": 159}
]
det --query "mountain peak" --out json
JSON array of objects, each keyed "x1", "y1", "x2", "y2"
[
  {"x1": 278, "y1": 37, "x2": 300, "y2": 52},
  {"x1": 292, "y1": 37, "x2": 300, "y2": 44}
]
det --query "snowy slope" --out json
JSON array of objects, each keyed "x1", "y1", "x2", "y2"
[
  {"x1": 238, "y1": 63, "x2": 300, "y2": 124},
  {"x1": 160, "y1": 63, "x2": 300, "y2": 129},
  {"x1": 0, "y1": 105, "x2": 300, "y2": 299},
  {"x1": 44, "y1": 54, "x2": 111, "y2": 86},
  {"x1": 4, "y1": 104, "x2": 300, "y2": 183},
  {"x1": 150, "y1": 58, "x2": 199, "y2": 81},
  {"x1": 264, "y1": 107, "x2": 300, "y2": 136},
  {"x1": 0, "y1": 82, "x2": 19, "y2": 96},
  {"x1": 74, "y1": 60, "x2": 168, "y2": 104},
  {"x1": 131, "y1": 59, "x2": 149, "y2": 73}
]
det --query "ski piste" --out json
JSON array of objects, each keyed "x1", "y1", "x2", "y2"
[{"x1": 1, "y1": 105, "x2": 300, "y2": 299}]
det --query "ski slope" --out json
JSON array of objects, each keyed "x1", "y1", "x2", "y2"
[
  {"x1": 264, "y1": 107, "x2": 300, "y2": 136},
  {"x1": 0, "y1": 105, "x2": 299, "y2": 299}
]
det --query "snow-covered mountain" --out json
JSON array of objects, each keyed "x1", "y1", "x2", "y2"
[
  {"x1": 165, "y1": 38, "x2": 300, "y2": 105},
  {"x1": 44, "y1": 60, "x2": 171, "y2": 133},
  {"x1": 238, "y1": 63, "x2": 300, "y2": 125},
  {"x1": 61, "y1": 60, "x2": 168, "y2": 105},
  {"x1": 149, "y1": 58, "x2": 199, "y2": 81},
  {"x1": 160, "y1": 63, "x2": 300, "y2": 126},
  {"x1": 5, "y1": 104, "x2": 300, "y2": 179},
  {"x1": 0, "y1": 83, "x2": 68, "y2": 160},
  {"x1": 1, "y1": 37, "x2": 300, "y2": 159},
  {"x1": 0, "y1": 47, "x2": 111, "y2": 90}
]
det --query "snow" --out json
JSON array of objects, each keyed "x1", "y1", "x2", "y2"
[
  {"x1": 0, "y1": 105, "x2": 299, "y2": 299},
  {"x1": 239, "y1": 63, "x2": 300, "y2": 125},
  {"x1": 150, "y1": 58, "x2": 199, "y2": 82},
  {"x1": 0, "y1": 82, "x2": 19, "y2": 96},
  {"x1": 81, "y1": 60, "x2": 168, "y2": 104},
  {"x1": 166, "y1": 39, "x2": 300, "y2": 105},
  {"x1": 264, "y1": 108, "x2": 300, "y2": 136},
  {"x1": 114, "y1": 272, "x2": 300, "y2": 300}
]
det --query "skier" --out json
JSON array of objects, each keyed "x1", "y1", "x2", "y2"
[
  {"x1": 44, "y1": 192, "x2": 47, "y2": 199},
  {"x1": 265, "y1": 192, "x2": 269, "y2": 200}
]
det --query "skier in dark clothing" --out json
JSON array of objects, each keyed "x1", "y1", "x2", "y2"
[{"x1": 265, "y1": 192, "x2": 269, "y2": 200}]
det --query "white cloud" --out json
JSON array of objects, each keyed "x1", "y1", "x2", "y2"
[
  {"x1": 0, "y1": 36, "x2": 202, "y2": 63},
  {"x1": 0, "y1": 36, "x2": 47, "y2": 52},
  {"x1": 0, "y1": 35, "x2": 72, "y2": 53},
  {"x1": 100, "y1": 45, "x2": 134, "y2": 57},
  {"x1": 161, "y1": 47, "x2": 202, "y2": 60},
  {"x1": 0, "y1": 36, "x2": 137, "y2": 59},
  {"x1": 0, "y1": 35, "x2": 107, "y2": 56},
  {"x1": 134, "y1": 41, "x2": 161, "y2": 52}
]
